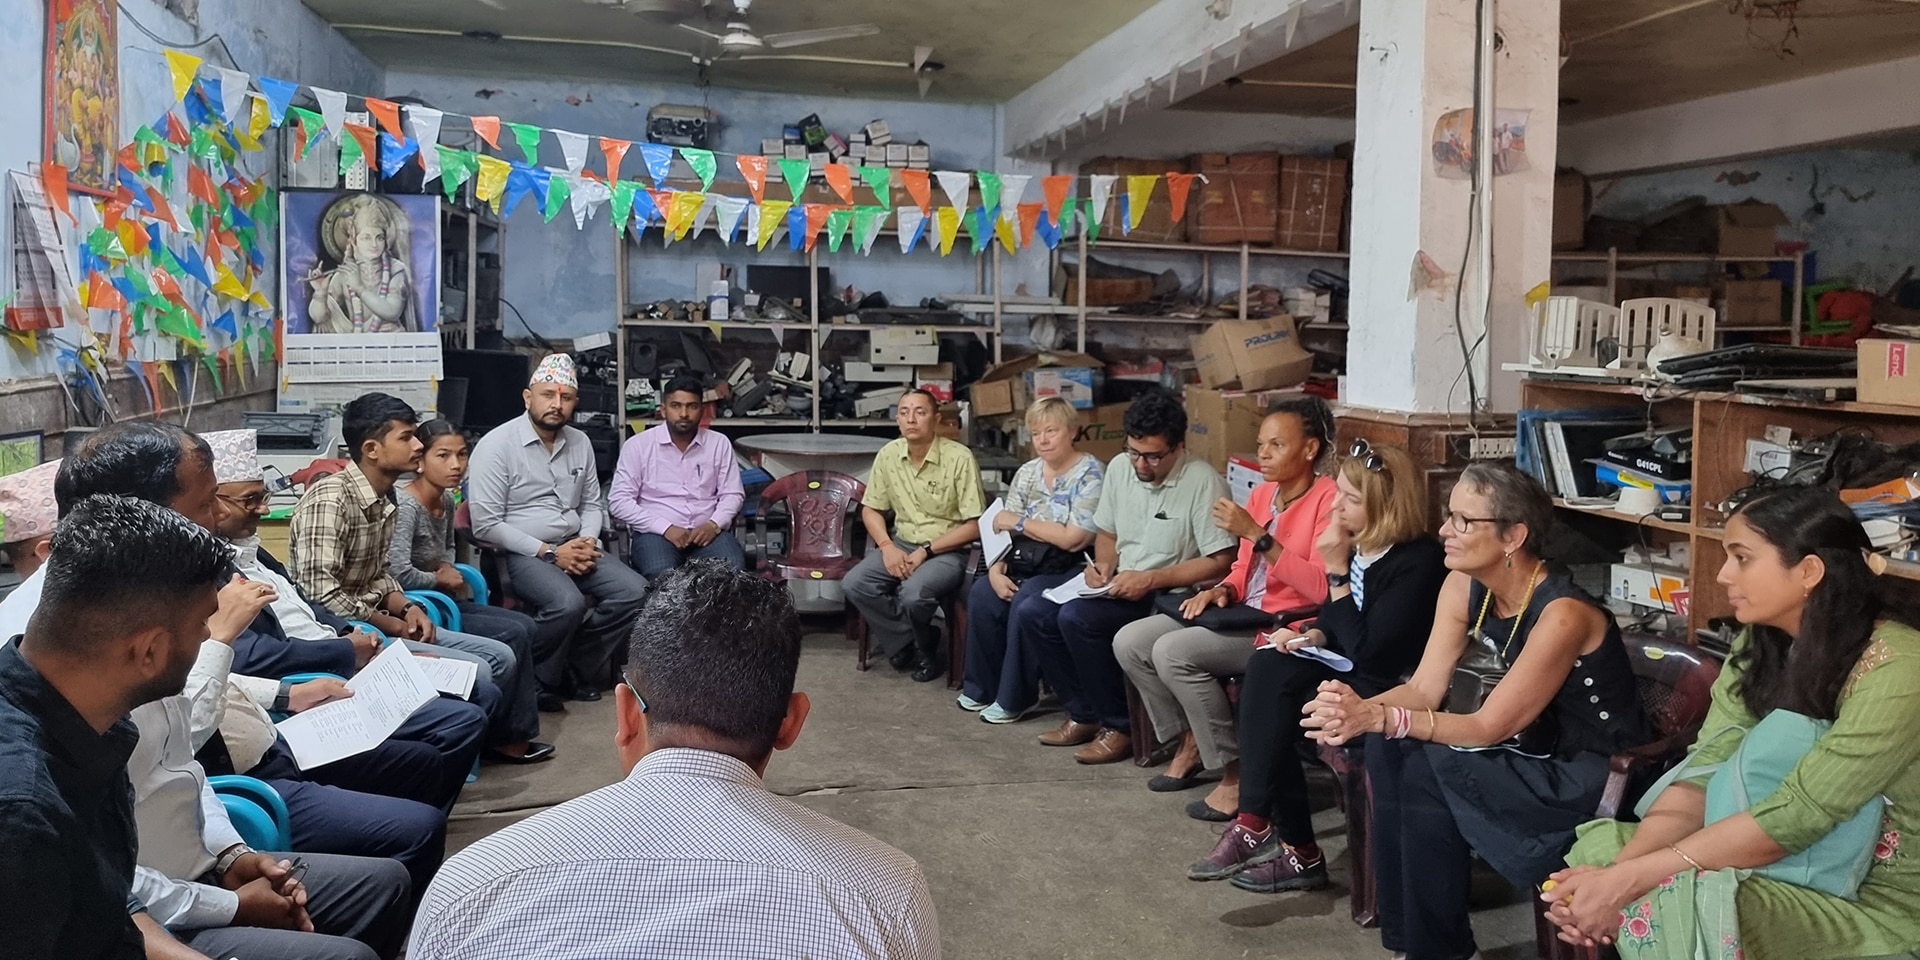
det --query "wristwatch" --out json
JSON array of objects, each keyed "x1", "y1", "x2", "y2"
[
  {"x1": 271, "y1": 681, "x2": 293, "y2": 714},
  {"x1": 1013, "y1": 517, "x2": 1027, "y2": 535},
  {"x1": 538, "y1": 544, "x2": 558, "y2": 563},
  {"x1": 1252, "y1": 534, "x2": 1276, "y2": 554},
  {"x1": 214, "y1": 844, "x2": 254, "y2": 879},
  {"x1": 1326, "y1": 571, "x2": 1353, "y2": 588}
]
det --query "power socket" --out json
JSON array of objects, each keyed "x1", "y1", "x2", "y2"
[{"x1": 1469, "y1": 437, "x2": 1518, "y2": 460}]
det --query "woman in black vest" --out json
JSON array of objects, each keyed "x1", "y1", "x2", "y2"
[{"x1": 1304, "y1": 463, "x2": 1652, "y2": 960}]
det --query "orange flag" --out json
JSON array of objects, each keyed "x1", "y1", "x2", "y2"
[
  {"x1": 898, "y1": 168, "x2": 932, "y2": 212},
  {"x1": 342, "y1": 122, "x2": 379, "y2": 164},
  {"x1": 802, "y1": 203, "x2": 833, "y2": 252},
  {"x1": 42, "y1": 164, "x2": 75, "y2": 224},
  {"x1": 165, "y1": 112, "x2": 191, "y2": 147},
  {"x1": 1017, "y1": 202, "x2": 1044, "y2": 247},
  {"x1": 471, "y1": 116, "x2": 501, "y2": 150},
  {"x1": 188, "y1": 164, "x2": 220, "y2": 206},
  {"x1": 1041, "y1": 174, "x2": 1074, "y2": 223},
  {"x1": 736, "y1": 155, "x2": 768, "y2": 203},
  {"x1": 601, "y1": 137, "x2": 631, "y2": 180},
  {"x1": 363, "y1": 98, "x2": 406, "y2": 140},
  {"x1": 151, "y1": 267, "x2": 184, "y2": 299},
  {"x1": 87, "y1": 271, "x2": 126, "y2": 310},
  {"x1": 1165, "y1": 172, "x2": 1201, "y2": 223},
  {"x1": 118, "y1": 220, "x2": 149, "y2": 257},
  {"x1": 824, "y1": 163, "x2": 855, "y2": 204},
  {"x1": 145, "y1": 191, "x2": 179, "y2": 230}
]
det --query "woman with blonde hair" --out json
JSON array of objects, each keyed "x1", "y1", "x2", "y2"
[
  {"x1": 959, "y1": 396, "x2": 1104, "y2": 724},
  {"x1": 1187, "y1": 440, "x2": 1448, "y2": 892}
]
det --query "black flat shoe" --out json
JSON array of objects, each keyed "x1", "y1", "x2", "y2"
[
  {"x1": 911, "y1": 657, "x2": 944, "y2": 683},
  {"x1": 486, "y1": 741, "x2": 557, "y2": 765},
  {"x1": 1186, "y1": 798, "x2": 1233, "y2": 822},
  {"x1": 1148, "y1": 768, "x2": 1206, "y2": 792},
  {"x1": 537, "y1": 691, "x2": 568, "y2": 713},
  {"x1": 888, "y1": 647, "x2": 916, "y2": 671},
  {"x1": 568, "y1": 687, "x2": 603, "y2": 703}
]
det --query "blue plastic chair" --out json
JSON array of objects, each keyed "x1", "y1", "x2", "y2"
[
  {"x1": 335, "y1": 623, "x2": 479, "y2": 785},
  {"x1": 271, "y1": 671, "x2": 348, "y2": 721},
  {"x1": 207, "y1": 776, "x2": 292, "y2": 851},
  {"x1": 405, "y1": 590, "x2": 463, "y2": 632},
  {"x1": 455, "y1": 562, "x2": 488, "y2": 606}
]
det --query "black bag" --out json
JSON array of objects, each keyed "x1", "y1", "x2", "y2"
[
  {"x1": 1442, "y1": 636, "x2": 1560, "y2": 757},
  {"x1": 1151, "y1": 593, "x2": 1278, "y2": 633},
  {"x1": 1004, "y1": 536, "x2": 1082, "y2": 580}
]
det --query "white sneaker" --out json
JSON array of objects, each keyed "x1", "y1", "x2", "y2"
[{"x1": 956, "y1": 694, "x2": 989, "y2": 712}]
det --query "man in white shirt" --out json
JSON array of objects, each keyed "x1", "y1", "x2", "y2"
[
  {"x1": 410, "y1": 561, "x2": 939, "y2": 960},
  {"x1": 0, "y1": 421, "x2": 414, "y2": 960}
]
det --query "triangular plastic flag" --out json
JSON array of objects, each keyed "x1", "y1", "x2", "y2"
[
  {"x1": 899, "y1": 168, "x2": 932, "y2": 212},
  {"x1": 1018, "y1": 202, "x2": 1043, "y2": 248},
  {"x1": 755, "y1": 200, "x2": 792, "y2": 251},
  {"x1": 501, "y1": 162, "x2": 548, "y2": 219},
  {"x1": 436, "y1": 146, "x2": 475, "y2": 202},
  {"x1": 678, "y1": 148, "x2": 717, "y2": 190},
  {"x1": 1165, "y1": 172, "x2": 1201, "y2": 223},
  {"x1": 179, "y1": 243, "x2": 213, "y2": 288},
  {"x1": 1088, "y1": 175, "x2": 1116, "y2": 229},
  {"x1": 310, "y1": 88, "x2": 348, "y2": 139},
  {"x1": 407, "y1": 107, "x2": 445, "y2": 175},
  {"x1": 745, "y1": 204, "x2": 766, "y2": 249},
  {"x1": 247, "y1": 94, "x2": 272, "y2": 141},
  {"x1": 897, "y1": 206, "x2": 928, "y2": 254},
  {"x1": 1082, "y1": 197, "x2": 1103, "y2": 244},
  {"x1": 87, "y1": 271, "x2": 126, "y2": 310},
  {"x1": 668, "y1": 191, "x2": 705, "y2": 239},
  {"x1": 970, "y1": 207, "x2": 993, "y2": 256},
  {"x1": 858, "y1": 165, "x2": 893, "y2": 210},
  {"x1": 364, "y1": 98, "x2": 405, "y2": 140},
  {"x1": 786, "y1": 203, "x2": 810, "y2": 252},
  {"x1": 540, "y1": 130, "x2": 582, "y2": 175},
  {"x1": 471, "y1": 116, "x2": 501, "y2": 150},
  {"x1": 610, "y1": 181, "x2": 638, "y2": 233},
  {"x1": 824, "y1": 163, "x2": 855, "y2": 204},
  {"x1": 1124, "y1": 175, "x2": 1157, "y2": 232},
  {"x1": 825, "y1": 207, "x2": 853, "y2": 253},
  {"x1": 934, "y1": 206, "x2": 962, "y2": 256},
  {"x1": 776, "y1": 157, "x2": 809, "y2": 202},
  {"x1": 737, "y1": 155, "x2": 768, "y2": 203},
  {"x1": 646, "y1": 190, "x2": 673, "y2": 231},
  {"x1": 712, "y1": 196, "x2": 749, "y2": 245},
  {"x1": 211, "y1": 263, "x2": 249, "y2": 300},
  {"x1": 256, "y1": 77, "x2": 298, "y2": 126},
  {"x1": 975, "y1": 171, "x2": 1003, "y2": 216},
  {"x1": 378, "y1": 133, "x2": 419, "y2": 179},
  {"x1": 339, "y1": 122, "x2": 377, "y2": 177},
  {"x1": 995, "y1": 214, "x2": 1018, "y2": 253},
  {"x1": 687, "y1": 194, "x2": 719, "y2": 241},
  {"x1": 214, "y1": 68, "x2": 250, "y2": 123},
  {"x1": 474, "y1": 155, "x2": 512, "y2": 210},
  {"x1": 602, "y1": 137, "x2": 632, "y2": 180},
  {"x1": 935, "y1": 170, "x2": 972, "y2": 210},
  {"x1": 1000, "y1": 174, "x2": 1031, "y2": 213},
  {"x1": 505, "y1": 122, "x2": 543, "y2": 164},
  {"x1": 42, "y1": 164, "x2": 75, "y2": 225},
  {"x1": 805, "y1": 204, "x2": 835, "y2": 252},
  {"x1": 165, "y1": 51, "x2": 202, "y2": 103},
  {"x1": 1034, "y1": 206, "x2": 1063, "y2": 249},
  {"x1": 543, "y1": 172, "x2": 572, "y2": 223},
  {"x1": 853, "y1": 206, "x2": 886, "y2": 255},
  {"x1": 639, "y1": 143, "x2": 674, "y2": 185},
  {"x1": 570, "y1": 174, "x2": 609, "y2": 228}
]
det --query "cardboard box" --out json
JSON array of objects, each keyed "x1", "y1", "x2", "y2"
[
  {"x1": 761, "y1": 138, "x2": 785, "y2": 156},
  {"x1": 1554, "y1": 169, "x2": 1590, "y2": 251},
  {"x1": 916, "y1": 363, "x2": 955, "y2": 402},
  {"x1": 866, "y1": 344, "x2": 941, "y2": 366},
  {"x1": 1188, "y1": 153, "x2": 1278, "y2": 245},
  {"x1": 864, "y1": 119, "x2": 892, "y2": 145},
  {"x1": 783, "y1": 143, "x2": 808, "y2": 160},
  {"x1": 1717, "y1": 278, "x2": 1783, "y2": 328},
  {"x1": 1276, "y1": 155, "x2": 1348, "y2": 252},
  {"x1": 1858, "y1": 339, "x2": 1920, "y2": 407},
  {"x1": 1610, "y1": 562, "x2": 1689, "y2": 615},
  {"x1": 847, "y1": 143, "x2": 867, "y2": 161},
  {"x1": 967, "y1": 351, "x2": 1102, "y2": 416},
  {"x1": 1185, "y1": 386, "x2": 1277, "y2": 473},
  {"x1": 1190, "y1": 316, "x2": 1314, "y2": 391},
  {"x1": 1711, "y1": 201, "x2": 1790, "y2": 258},
  {"x1": 843, "y1": 361, "x2": 915, "y2": 383},
  {"x1": 1073, "y1": 403, "x2": 1133, "y2": 465},
  {"x1": 1226, "y1": 454, "x2": 1263, "y2": 508},
  {"x1": 886, "y1": 143, "x2": 910, "y2": 163},
  {"x1": 1106, "y1": 359, "x2": 1165, "y2": 384},
  {"x1": 1025, "y1": 366, "x2": 1099, "y2": 409},
  {"x1": 870, "y1": 325, "x2": 935, "y2": 348},
  {"x1": 908, "y1": 159, "x2": 930, "y2": 171},
  {"x1": 854, "y1": 386, "x2": 909, "y2": 416},
  {"x1": 906, "y1": 142, "x2": 930, "y2": 163}
]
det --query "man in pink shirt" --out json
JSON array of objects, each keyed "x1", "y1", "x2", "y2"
[{"x1": 608, "y1": 375, "x2": 747, "y2": 578}]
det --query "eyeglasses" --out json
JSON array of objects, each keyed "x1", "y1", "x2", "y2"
[
  {"x1": 216, "y1": 490, "x2": 271, "y2": 510},
  {"x1": 1348, "y1": 438, "x2": 1387, "y2": 473},
  {"x1": 1124, "y1": 446, "x2": 1175, "y2": 465},
  {"x1": 623, "y1": 677, "x2": 649, "y2": 714},
  {"x1": 1441, "y1": 510, "x2": 1504, "y2": 534}
]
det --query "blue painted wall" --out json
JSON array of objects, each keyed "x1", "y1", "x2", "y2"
[{"x1": 1590, "y1": 148, "x2": 1920, "y2": 294}]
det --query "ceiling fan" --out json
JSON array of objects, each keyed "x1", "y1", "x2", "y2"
[{"x1": 677, "y1": 0, "x2": 880, "y2": 59}]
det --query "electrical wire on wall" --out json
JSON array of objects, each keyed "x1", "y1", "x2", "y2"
[
  {"x1": 500, "y1": 298, "x2": 559, "y2": 354},
  {"x1": 1445, "y1": 0, "x2": 1495, "y2": 429}
]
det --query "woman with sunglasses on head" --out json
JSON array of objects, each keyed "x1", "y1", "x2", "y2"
[
  {"x1": 1113, "y1": 396, "x2": 1339, "y2": 821},
  {"x1": 1187, "y1": 440, "x2": 1448, "y2": 894},
  {"x1": 1544, "y1": 488, "x2": 1920, "y2": 960},
  {"x1": 1303, "y1": 462, "x2": 1651, "y2": 960}
]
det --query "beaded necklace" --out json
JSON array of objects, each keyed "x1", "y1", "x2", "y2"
[{"x1": 1472, "y1": 559, "x2": 1546, "y2": 661}]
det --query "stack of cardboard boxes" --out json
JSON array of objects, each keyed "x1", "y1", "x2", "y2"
[
  {"x1": 762, "y1": 116, "x2": 933, "y2": 186},
  {"x1": 1183, "y1": 315, "x2": 1316, "y2": 471}
]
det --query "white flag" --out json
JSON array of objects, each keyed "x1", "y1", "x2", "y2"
[
  {"x1": 407, "y1": 107, "x2": 445, "y2": 179},
  {"x1": 896, "y1": 206, "x2": 927, "y2": 253},
  {"x1": 553, "y1": 130, "x2": 589, "y2": 175},
  {"x1": 713, "y1": 196, "x2": 749, "y2": 245},
  {"x1": 686, "y1": 194, "x2": 718, "y2": 240},
  {"x1": 1088, "y1": 174, "x2": 1117, "y2": 228},
  {"x1": 215, "y1": 68, "x2": 251, "y2": 124},
  {"x1": 569, "y1": 174, "x2": 610, "y2": 230},
  {"x1": 934, "y1": 170, "x2": 973, "y2": 211},
  {"x1": 310, "y1": 87, "x2": 348, "y2": 139},
  {"x1": 858, "y1": 209, "x2": 888, "y2": 255},
  {"x1": 747, "y1": 204, "x2": 768, "y2": 248}
]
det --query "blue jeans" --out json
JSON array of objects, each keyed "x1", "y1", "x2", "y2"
[
  {"x1": 961, "y1": 571, "x2": 1076, "y2": 712},
  {"x1": 630, "y1": 530, "x2": 747, "y2": 579},
  {"x1": 1025, "y1": 593, "x2": 1156, "y2": 730}
]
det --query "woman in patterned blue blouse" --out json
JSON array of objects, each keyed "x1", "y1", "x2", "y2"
[{"x1": 959, "y1": 397, "x2": 1106, "y2": 724}]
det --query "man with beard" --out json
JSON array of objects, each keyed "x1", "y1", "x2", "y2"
[
  {"x1": 468, "y1": 354, "x2": 647, "y2": 704},
  {"x1": 608, "y1": 374, "x2": 746, "y2": 578}
]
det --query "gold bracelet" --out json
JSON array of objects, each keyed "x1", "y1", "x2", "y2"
[
  {"x1": 1669, "y1": 843, "x2": 1705, "y2": 872},
  {"x1": 1425, "y1": 708, "x2": 1437, "y2": 740}
]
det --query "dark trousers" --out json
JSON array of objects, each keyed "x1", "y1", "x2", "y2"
[
  {"x1": 266, "y1": 777, "x2": 446, "y2": 898},
  {"x1": 499, "y1": 551, "x2": 649, "y2": 692},
  {"x1": 630, "y1": 530, "x2": 746, "y2": 579},
  {"x1": 454, "y1": 601, "x2": 542, "y2": 744},
  {"x1": 251, "y1": 694, "x2": 487, "y2": 814},
  {"x1": 1367, "y1": 738, "x2": 1478, "y2": 960},
  {"x1": 960, "y1": 571, "x2": 1075, "y2": 711},
  {"x1": 181, "y1": 852, "x2": 411, "y2": 960},
  {"x1": 1235, "y1": 647, "x2": 1339, "y2": 846},
  {"x1": 1027, "y1": 593, "x2": 1155, "y2": 730}
]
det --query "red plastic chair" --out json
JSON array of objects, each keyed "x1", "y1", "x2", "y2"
[
  {"x1": 754, "y1": 470, "x2": 868, "y2": 583},
  {"x1": 1534, "y1": 634, "x2": 1721, "y2": 960}
]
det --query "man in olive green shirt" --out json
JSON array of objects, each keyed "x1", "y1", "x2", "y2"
[{"x1": 845, "y1": 389, "x2": 985, "y2": 683}]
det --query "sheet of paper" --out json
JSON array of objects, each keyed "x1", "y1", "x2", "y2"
[
  {"x1": 978, "y1": 498, "x2": 1013, "y2": 566},
  {"x1": 1256, "y1": 635, "x2": 1355, "y2": 672},
  {"x1": 415, "y1": 656, "x2": 477, "y2": 700},
  {"x1": 1041, "y1": 571, "x2": 1113, "y2": 604},
  {"x1": 274, "y1": 642, "x2": 439, "y2": 769}
]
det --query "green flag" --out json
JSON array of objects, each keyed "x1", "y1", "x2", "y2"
[
  {"x1": 505, "y1": 122, "x2": 543, "y2": 163},
  {"x1": 611, "y1": 181, "x2": 637, "y2": 233},
  {"x1": 976, "y1": 172, "x2": 1002, "y2": 217},
  {"x1": 678, "y1": 148, "x2": 716, "y2": 190},
  {"x1": 776, "y1": 158, "x2": 809, "y2": 202},
  {"x1": 825, "y1": 208, "x2": 853, "y2": 253},
  {"x1": 858, "y1": 165, "x2": 893, "y2": 210},
  {"x1": 543, "y1": 175, "x2": 572, "y2": 223}
]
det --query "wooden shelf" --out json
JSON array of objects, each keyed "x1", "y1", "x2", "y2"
[
  {"x1": 1550, "y1": 252, "x2": 1799, "y2": 264},
  {"x1": 1086, "y1": 238, "x2": 1348, "y2": 258},
  {"x1": 822, "y1": 323, "x2": 994, "y2": 334},
  {"x1": 1553, "y1": 499, "x2": 1692, "y2": 534},
  {"x1": 627, "y1": 416, "x2": 814, "y2": 432},
  {"x1": 1084, "y1": 314, "x2": 1217, "y2": 325},
  {"x1": 620, "y1": 318, "x2": 806, "y2": 331},
  {"x1": 1887, "y1": 559, "x2": 1920, "y2": 583}
]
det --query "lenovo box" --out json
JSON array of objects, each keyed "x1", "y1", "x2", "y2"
[
  {"x1": 1859, "y1": 339, "x2": 1920, "y2": 408},
  {"x1": 1227, "y1": 454, "x2": 1263, "y2": 507},
  {"x1": 1191, "y1": 316, "x2": 1314, "y2": 391}
]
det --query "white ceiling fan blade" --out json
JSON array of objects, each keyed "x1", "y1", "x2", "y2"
[
  {"x1": 472, "y1": 0, "x2": 506, "y2": 8},
  {"x1": 918, "y1": 74, "x2": 932, "y2": 98},
  {"x1": 677, "y1": 22, "x2": 726, "y2": 42},
  {"x1": 760, "y1": 23, "x2": 879, "y2": 49},
  {"x1": 736, "y1": 53, "x2": 908, "y2": 68},
  {"x1": 913, "y1": 45, "x2": 933, "y2": 72}
]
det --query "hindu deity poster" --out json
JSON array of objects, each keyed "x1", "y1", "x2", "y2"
[
  {"x1": 281, "y1": 191, "x2": 440, "y2": 334},
  {"x1": 44, "y1": 0, "x2": 120, "y2": 195}
]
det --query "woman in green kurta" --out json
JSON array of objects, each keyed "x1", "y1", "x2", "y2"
[{"x1": 1542, "y1": 488, "x2": 1920, "y2": 960}]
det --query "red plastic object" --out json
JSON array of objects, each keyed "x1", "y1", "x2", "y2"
[{"x1": 755, "y1": 470, "x2": 867, "y2": 583}]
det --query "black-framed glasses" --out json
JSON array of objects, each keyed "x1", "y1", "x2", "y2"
[
  {"x1": 217, "y1": 490, "x2": 272, "y2": 510},
  {"x1": 1124, "y1": 446, "x2": 1175, "y2": 465},
  {"x1": 1441, "y1": 510, "x2": 1504, "y2": 533},
  {"x1": 623, "y1": 677, "x2": 649, "y2": 713},
  {"x1": 1348, "y1": 438, "x2": 1387, "y2": 473}
]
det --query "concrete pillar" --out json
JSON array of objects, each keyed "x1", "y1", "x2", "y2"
[{"x1": 1343, "y1": 0, "x2": 1560, "y2": 414}]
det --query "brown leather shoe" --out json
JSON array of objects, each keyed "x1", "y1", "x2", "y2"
[
  {"x1": 1074, "y1": 728, "x2": 1132, "y2": 764},
  {"x1": 1037, "y1": 719, "x2": 1100, "y2": 747}
]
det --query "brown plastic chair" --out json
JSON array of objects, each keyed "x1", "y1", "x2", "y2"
[
  {"x1": 752, "y1": 470, "x2": 868, "y2": 650},
  {"x1": 1533, "y1": 634, "x2": 1722, "y2": 960}
]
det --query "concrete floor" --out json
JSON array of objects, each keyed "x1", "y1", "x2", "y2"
[{"x1": 450, "y1": 630, "x2": 1539, "y2": 959}]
